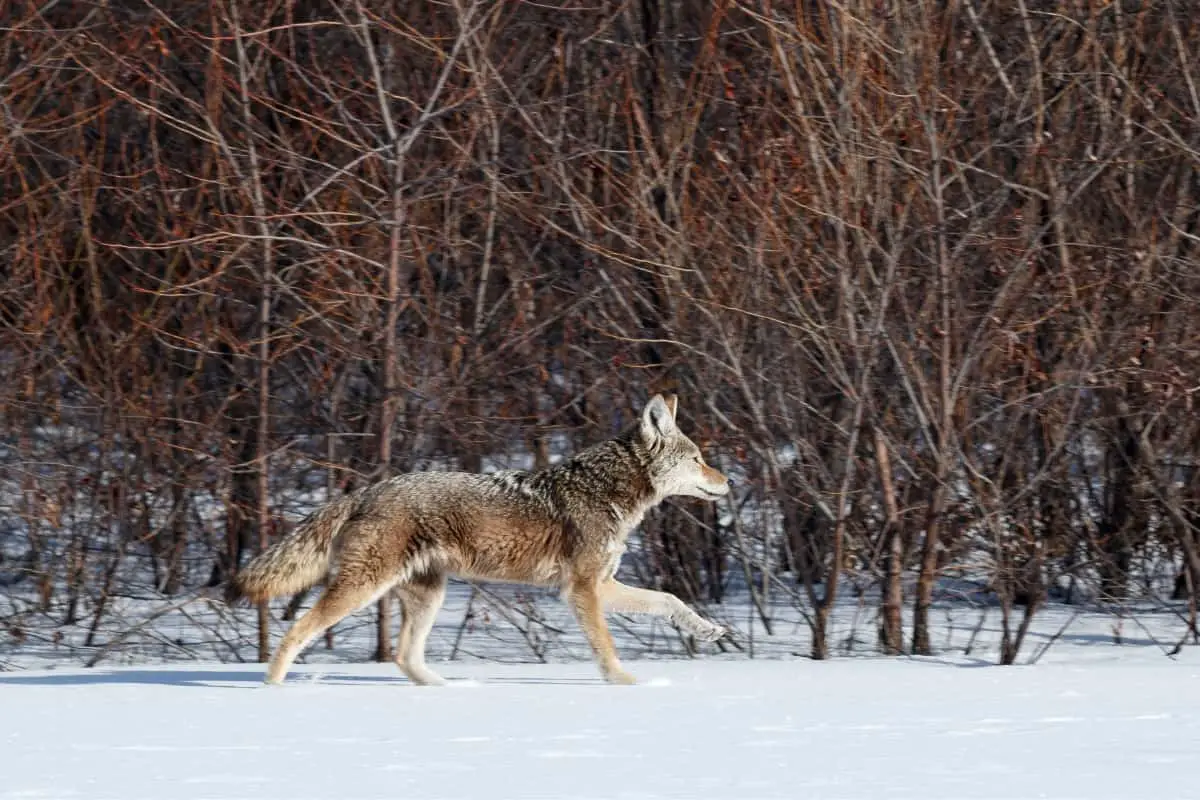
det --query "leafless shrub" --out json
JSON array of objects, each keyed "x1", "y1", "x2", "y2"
[{"x1": 2, "y1": 0, "x2": 1199, "y2": 668}]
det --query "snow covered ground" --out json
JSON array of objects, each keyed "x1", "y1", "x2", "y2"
[
  {"x1": 4, "y1": 650, "x2": 1200, "y2": 800},
  {"x1": 7, "y1": 571, "x2": 1200, "y2": 798}
]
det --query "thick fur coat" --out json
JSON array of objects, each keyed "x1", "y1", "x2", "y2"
[{"x1": 228, "y1": 394, "x2": 729, "y2": 686}]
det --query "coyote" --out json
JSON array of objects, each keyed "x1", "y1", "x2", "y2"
[{"x1": 226, "y1": 394, "x2": 730, "y2": 686}]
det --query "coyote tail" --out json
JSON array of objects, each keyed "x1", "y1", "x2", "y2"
[{"x1": 224, "y1": 493, "x2": 356, "y2": 606}]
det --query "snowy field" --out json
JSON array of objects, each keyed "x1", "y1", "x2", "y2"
[
  {"x1": 4, "y1": 648, "x2": 1200, "y2": 800},
  {"x1": 7, "y1": 566, "x2": 1200, "y2": 799}
]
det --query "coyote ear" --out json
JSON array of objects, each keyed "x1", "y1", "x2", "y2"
[
  {"x1": 641, "y1": 394, "x2": 676, "y2": 441},
  {"x1": 665, "y1": 394, "x2": 678, "y2": 421}
]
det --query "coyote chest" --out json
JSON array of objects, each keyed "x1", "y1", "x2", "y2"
[
  {"x1": 600, "y1": 536, "x2": 627, "y2": 582},
  {"x1": 594, "y1": 504, "x2": 646, "y2": 582}
]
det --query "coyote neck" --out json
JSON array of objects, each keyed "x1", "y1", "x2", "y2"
[{"x1": 534, "y1": 435, "x2": 656, "y2": 533}]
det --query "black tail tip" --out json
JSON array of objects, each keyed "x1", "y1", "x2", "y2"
[{"x1": 223, "y1": 579, "x2": 246, "y2": 607}]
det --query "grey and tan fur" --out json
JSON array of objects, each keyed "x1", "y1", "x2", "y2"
[{"x1": 226, "y1": 394, "x2": 730, "y2": 686}]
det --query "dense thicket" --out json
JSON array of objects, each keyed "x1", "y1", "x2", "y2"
[{"x1": 3, "y1": 0, "x2": 1200, "y2": 665}]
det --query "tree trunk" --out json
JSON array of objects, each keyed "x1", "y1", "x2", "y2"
[
  {"x1": 874, "y1": 428, "x2": 905, "y2": 655},
  {"x1": 912, "y1": 480, "x2": 947, "y2": 656},
  {"x1": 255, "y1": 281, "x2": 272, "y2": 663},
  {"x1": 811, "y1": 609, "x2": 829, "y2": 661}
]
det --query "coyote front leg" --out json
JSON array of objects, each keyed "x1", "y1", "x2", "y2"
[
  {"x1": 600, "y1": 580, "x2": 726, "y2": 642},
  {"x1": 568, "y1": 579, "x2": 636, "y2": 685}
]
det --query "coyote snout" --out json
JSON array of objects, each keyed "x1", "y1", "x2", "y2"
[
  {"x1": 687, "y1": 456, "x2": 731, "y2": 499},
  {"x1": 228, "y1": 393, "x2": 731, "y2": 687}
]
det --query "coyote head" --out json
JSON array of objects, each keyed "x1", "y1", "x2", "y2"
[{"x1": 639, "y1": 394, "x2": 730, "y2": 502}]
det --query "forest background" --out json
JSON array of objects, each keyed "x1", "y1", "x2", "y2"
[{"x1": 3, "y1": 0, "x2": 1200, "y2": 669}]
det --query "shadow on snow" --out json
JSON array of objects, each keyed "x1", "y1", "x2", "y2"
[{"x1": 0, "y1": 668, "x2": 610, "y2": 688}]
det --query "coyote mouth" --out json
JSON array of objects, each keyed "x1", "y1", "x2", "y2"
[{"x1": 697, "y1": 487, "x2": 726, "y2": 498}]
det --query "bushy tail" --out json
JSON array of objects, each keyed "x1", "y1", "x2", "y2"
[{"x1": 224, "y1": 493, "x2": 357, "y2": 606}]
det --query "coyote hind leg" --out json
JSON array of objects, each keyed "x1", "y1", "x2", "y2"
[
  {"x1": 393, "y1": 572, "x2": 448, "y2": 686},
  {"x1": 265, "y1": 576, "x2": 394, "y2": 685}
]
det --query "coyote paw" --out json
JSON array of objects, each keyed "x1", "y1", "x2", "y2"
[
  {"x1": 604, "y1": 668, "x2": 638, "y2": 686},
  {"x1": 690, "y1": 619, "x2": 728, "y2": 643},
  {"x1": 409, "y1": 670, "x2": 447, "y2": 687},
  {"x1": 399, "y1": 662, "x2": 447, "y2": 686}
]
